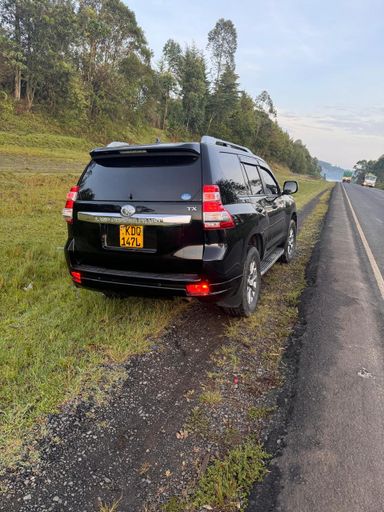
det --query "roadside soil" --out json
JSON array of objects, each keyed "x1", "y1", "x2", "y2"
[{"x1": 0, "y1": 190, "x2": 327, "y2": 512}]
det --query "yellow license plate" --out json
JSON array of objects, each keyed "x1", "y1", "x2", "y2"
[{"x1": 119, "y1": 225, "x2": 144, "y2": 248}]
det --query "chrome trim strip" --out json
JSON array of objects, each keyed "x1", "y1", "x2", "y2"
[{"x1": 77, "y1": 211, "x2": 192, "y2": 225}]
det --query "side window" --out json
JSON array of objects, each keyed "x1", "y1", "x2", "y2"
[
  {"x1": 243, "y1": 163, "x2": 264, "y2": 195},
  {"x1": 259, "y1": 167, "x2": 279, "y2": 195},
  {"x1": 215, "y1": 152, "x2": 251, "y2": 204}
]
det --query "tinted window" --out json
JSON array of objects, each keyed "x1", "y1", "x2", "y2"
[
  {"x1": 259, "y1": 167, "x2": 279, "y2": 195},
  {"x1": 213, "y1": 152, "x2": 250, "y2": 204},
  {"x1": 78, "y1": 153, "x2": 201, "y2": 201},
  {"x1": 243, "y1": 164, "x2": 264, "y2": 195}
]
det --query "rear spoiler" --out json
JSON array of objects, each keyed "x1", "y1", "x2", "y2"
[{"x1": 90, "y1": 142, "x2": 200, "y2": 159}]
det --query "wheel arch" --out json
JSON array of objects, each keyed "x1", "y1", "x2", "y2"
[{"x1": 248, "y1": 232, "x2": 264, "y2": 260}]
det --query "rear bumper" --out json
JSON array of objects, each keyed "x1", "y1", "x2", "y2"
[{"x1": 68, "y1": 263, "x2": 241, "y2": 301}]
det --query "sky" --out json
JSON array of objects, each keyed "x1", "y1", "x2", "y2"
[{"x1": 127, "y1": 0, "x2": 384, "y2": 169}]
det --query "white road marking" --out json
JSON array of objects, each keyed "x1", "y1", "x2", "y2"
[{"x1": 342, "y1": 185, "x2": 384, "y2": 300}]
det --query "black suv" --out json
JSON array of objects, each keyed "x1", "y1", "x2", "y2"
[{"x1": 64, "y1": 136, "x2": 298, "y2": 316}]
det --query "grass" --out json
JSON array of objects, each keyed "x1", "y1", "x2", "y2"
[
  {"x1": 247, "y1": 406, "x2": 276, "y2": 422},
  {"x1": 163, "y1": 441, "x2": 269, "y2": 512},
  {"x1": 0, "y1": 109, "x2": 169, "y2": 173},
  {"x1": 192, "y1": 441, "x2": 268, "y2": 510},
  {"x1": 98, "y1": 499, "x2": 121, "y2": 512},
  {"x1": 199, "y1": 389, "x2": 222, "y2": 406},
  {"x1": 0, "y1": 172, "x2": 184, "y2": 468}
]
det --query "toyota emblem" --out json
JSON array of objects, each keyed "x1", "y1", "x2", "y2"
[{"x1": 121, "y1": 205, "x2": 136, "y2": 217}]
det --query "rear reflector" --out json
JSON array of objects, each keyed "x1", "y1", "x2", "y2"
[
  {"x1": 203, "y1": 185, "x2": 235, "y2": 230},
  {"x1": 63, "y1": 186, "x2": 80, "y2": 223},
  {"x1": 70, "y1": 271, "x2": 82, "y2": 284},
  {"x1": 186, "y1": 281, "x2": 210, "y2": 296}
]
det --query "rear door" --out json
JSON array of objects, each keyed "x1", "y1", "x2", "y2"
[
  {"x1": 72, "y1": 148, "x2": 204, "y2": 274},
  {"x1": 240, "y1": 159, "x2": 270, "y2": 249},
  {"x1": 258, "y1": 166, "x2": 286, "y2": 250}
]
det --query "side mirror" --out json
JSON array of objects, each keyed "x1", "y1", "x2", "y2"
[{"x1": 282, "y1": 180, "x2": 298, "y2": 195}]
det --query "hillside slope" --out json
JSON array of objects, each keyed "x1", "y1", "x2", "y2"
[
  {"x1": 1, "y1": 111, "x2": 328, "y2": 209},
  {"x1": 0, "y1": 111, "x2": 170, "y2": 173}
]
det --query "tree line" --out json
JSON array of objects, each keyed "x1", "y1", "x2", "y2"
[{"x1": 0, "y1": 0, "x2": 321, "y2": 176}]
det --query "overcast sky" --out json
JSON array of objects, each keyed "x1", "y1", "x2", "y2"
[{"x1": 127, "y1": 0, "x2": 384, "y2": 169}]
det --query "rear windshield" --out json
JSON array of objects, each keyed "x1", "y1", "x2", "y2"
[{"x1": 78, "y1": 153, "x2": 202, "y2": 202}]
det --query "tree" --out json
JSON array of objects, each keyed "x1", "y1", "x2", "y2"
[
  {"x1": 77, "y1": 0, "x2": 150, "y2": 118},
  {"x1": 157, "y1": 38, "x2": 182, "y2": 129},
  {"x1": 0, "y1": 27, "x2": 21, "y2": 95},
  {"x1": 206, "y1": 64, "x2": 239, "y2": 136},
  {"x1": 230, "y1": 92, "x2": 258, "y2": 148},
  {"x1": 207, "y1": 18, "x2": 237, "y2": 85},
  {"x1": 180, "y1": 45, "x2": 208, "y2": 132},
  {"x1": 119, "y1": 52, "x2": 155, "y2": 124},
  {"x1": 255, "y1": 90, "x2": 277, "y2": 119},
  {"x1": 0, "y1": 0, "x2": 25, "y2": 100},
  {"x1": 162, "y1": 39, "x2": 182, "y2": 79},
  {"x1": 0, "y1": 0, "x2": 77, "y2": 110},
  {"x1": 353, "y1": 159, "x2": 369, "y2": 183}
]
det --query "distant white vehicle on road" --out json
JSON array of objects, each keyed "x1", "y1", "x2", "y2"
[{"x1": 363, "y1": 174, "x2": 377, "y2": 187}]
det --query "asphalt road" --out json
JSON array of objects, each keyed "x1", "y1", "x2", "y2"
[
  {"x1": 343, "y1": 184, "x2": 384, "y2": 275},
  {"x1": 274, "y1": 183, "x2": 384, "y2": 511}
]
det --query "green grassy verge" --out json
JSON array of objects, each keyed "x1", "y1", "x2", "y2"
[
  {"x1": 164, "y1": 189, "x2": 332, "y2": 511},
  {"x1": 0, "y1": 110, "x2": 169, "y2": 173},
  {"x1": 0, "y1": 172, "x2": 184, "y2": 468}
]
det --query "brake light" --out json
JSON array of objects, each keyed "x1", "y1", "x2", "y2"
[
  {"x1": 70, "y1": 271, "x2": 82, "y2": 284},
  {"x1": 203, "y1": 185, "x2": 235, "y2": 229},
  {"x1": 63, "y1": 186, "x2": 80, "y2": 223},
  {"x1": 186, "y1": 281, "x2": 211, "y2": 296}
]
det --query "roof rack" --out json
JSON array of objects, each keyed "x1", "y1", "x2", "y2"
[{"x1": 201, "y1": 135, "x2": 252, "y2": 154}]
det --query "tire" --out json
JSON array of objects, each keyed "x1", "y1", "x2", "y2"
[
  {"x1": 220, "y1": 246, "x2": 261, "y2": 317},
  {"x1": 280, "y1": 219, "x2": 297, "y2": 263}
]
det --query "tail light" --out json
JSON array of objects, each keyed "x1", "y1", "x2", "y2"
[
  {"x1": 70, "y1": 271, "x2": 82, "y2": 284},
  {"x1": 203, "y1": 185, "x2": 235, "y2": 230},
  {"x1": 186, "y1": 280, "x2": 210, "y2": 296},
  {"x1": 63, "y1": 186, "x2": 80, "y2": 223}
]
